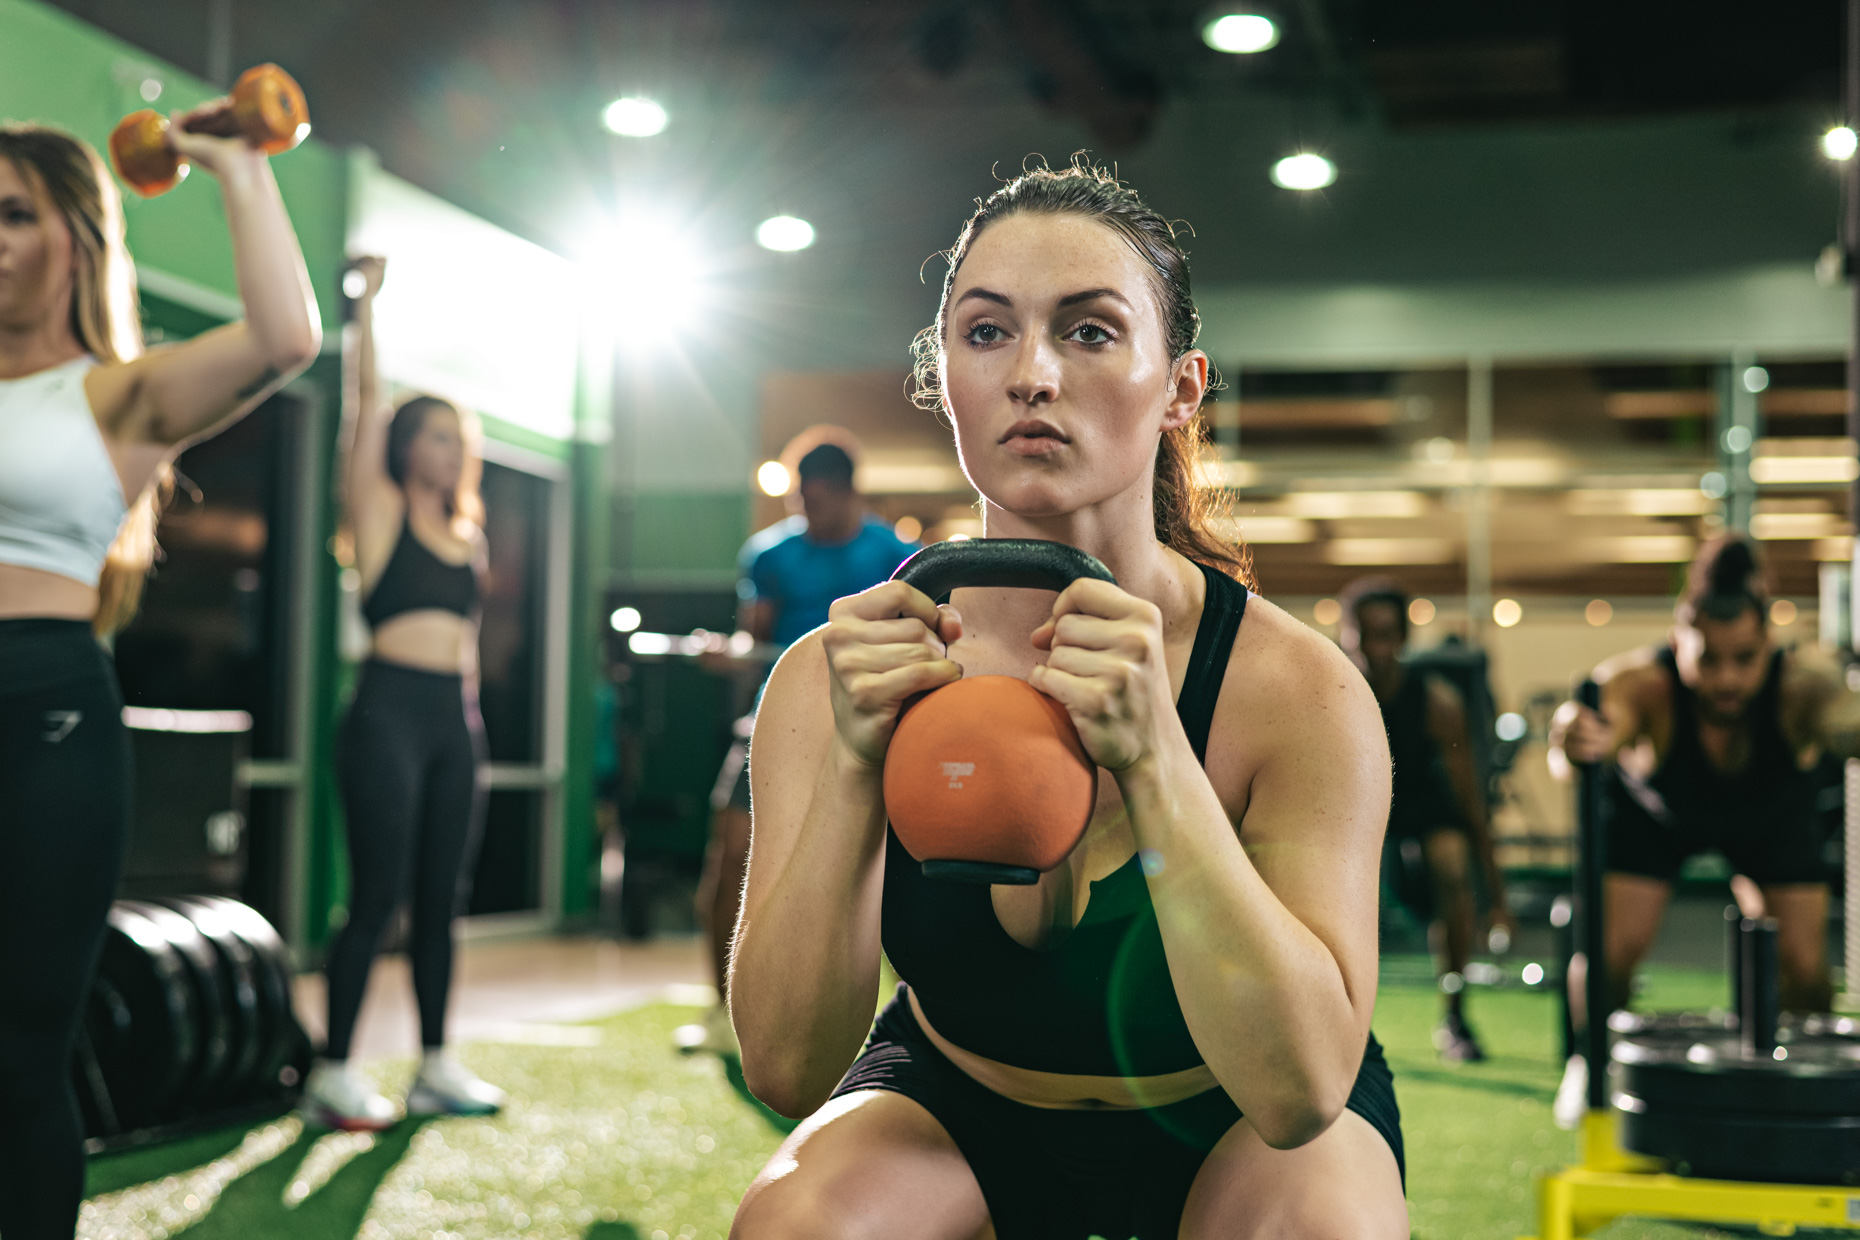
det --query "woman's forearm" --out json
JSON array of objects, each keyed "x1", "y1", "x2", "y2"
[
  {"x1": 219, "y1": 159, "x2": 320, "y2": 368},
  {"x1": 730, "y1": 741, "x2": 890, "y2": 1116},
  {"x1": 1119, "y1": 742, "x2": 1364, "y2": 1146}
]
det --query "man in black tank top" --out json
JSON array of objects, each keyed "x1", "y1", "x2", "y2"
[
  {"x1": 1341, "y1": 578, "x2": 1514, "y2": 1062},
  {"x1": 1552, "y1": 535, "x2": 1858, "y2": 1026}
]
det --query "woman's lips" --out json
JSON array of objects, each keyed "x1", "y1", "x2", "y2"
[{"x1": 1001, "y1": 420, "x2": 1068, "y2": 456}]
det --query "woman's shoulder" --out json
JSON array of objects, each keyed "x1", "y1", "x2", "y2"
[{"x1": 1215, "y1": 592, "x2": 1383, "y2": 750}]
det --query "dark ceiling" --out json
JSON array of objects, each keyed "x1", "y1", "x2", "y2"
[{"x1": 37, "y1": 0, "x2": 1850, "y2": 302}]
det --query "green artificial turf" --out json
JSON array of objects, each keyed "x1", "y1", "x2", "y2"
[{"x1": 81, "y1": 962, "x2": 1823, "y2": 1240}]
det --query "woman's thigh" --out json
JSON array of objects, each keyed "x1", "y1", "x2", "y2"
[
  {"x1": 1179, "y1": 1108, "x2": 1406, "y2": 1240},
  {"x1": 732, "y1": 1090, "x2": 994, "y2": 1240}
]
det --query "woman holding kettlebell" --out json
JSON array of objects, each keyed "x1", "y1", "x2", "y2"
[
  {"x1": 729, "y1": 159, "x2": 1405, "y2": 1239},
  {"x1": 304, "y1": 255, "x2": 504, "y2": 1129},
  {"x1": 0, "y1": 119, "x2": 319, "y2": 1239}
]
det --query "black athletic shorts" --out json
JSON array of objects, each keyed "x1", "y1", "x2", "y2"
[
  {"x1": 829, "y1": 985, "x2": 1404, "y2": 1240},
  {"x1": 1607, "y1": 787, "x2": 1826, "y2": 886}
]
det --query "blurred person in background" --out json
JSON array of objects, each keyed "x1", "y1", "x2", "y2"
[
  {"x1": 1339, "y1": 577, "x2": 1514, "y2": 1063},
  {"x1": 1549, "y1": 532, "x2": 1860, "y2": 1122},
  {"x1": 681, "y1": 432, "x2": 917, "y2": 1057},
  {"x1": 308, "y1": 256, "x2": 504, "y2": 1129},
  {"x1": 0, "y1": 120, "x2": 318, "y2": 1239}
]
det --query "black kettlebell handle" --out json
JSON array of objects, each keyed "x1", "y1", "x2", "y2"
[{"x1": 890, "y1": 538, "x2": 1117, "y2": 604}]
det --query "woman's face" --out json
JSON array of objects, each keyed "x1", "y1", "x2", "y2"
[
  {"x1": 0, "y1": 158, "x2": 75, "y2": 338},
  {"x1": 407, "y1": 407, "x2": 466, "y2": 493},
  {"x1": 940, "y1": 212, "x2": 1206, "y2": 520}
]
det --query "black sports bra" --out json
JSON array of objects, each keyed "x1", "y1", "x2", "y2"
[
  {"x1": 361, "y1": 517, "x2": 479, "y2": 628},
  {"x1": 880, "y1": 561, "x2": 1248, "y2": 1076}
]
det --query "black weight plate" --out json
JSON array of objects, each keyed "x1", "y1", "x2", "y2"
[
  {"x1": 1614, "y1": 1030, "x2": 1860, "y2": 1116},
  {"x1": 192, "y1": 896, "x2": 299, "y2": 1088},
  {"x1": 122, "y1": 901, "x2": 232, "y2": 1119},
  {"x1": 1617, "y1": 1092, "x2": 1860, "y2": 1184},
  {"x1": 82, "y1": 904, "x2": 198, "y2": 1130},
  {"x1": 160, "y1": 897, "x2": 265, "y2": 1104},
  {"x1": 1607, "y1": 1010, "x2": 1735, "y2": 1039}
]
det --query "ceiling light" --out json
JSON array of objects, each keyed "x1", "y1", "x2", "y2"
[
  {"x1": 1750, "y1": 456, "x2": 1860, "y2": 484},
  {"x1": 1585, "y1": 599, "x2": 1613, "y2": 626},
  {"x1": 1492, "y1": 598, "x2": 1523, "y2": 628},
  {"x1": 1271, "y1": 153, "x2": 1335, "y2": 191},
  {"x1": 1742, "y1": 366, "x2": 1770, "y2": 393},
  {"x1": 756, "y1": 215, "x2": 816, "y2": 252},
  {"x1": 1771, "y1": 599, "x2": 1798, "y2": 626},
  {"x1": 1203, "y1": 14, "x2": 1279, "y2": 53},
  {"x1": 1408, "y1": 598, "x2": 1436, "y2": 625},
  {"x1": 1825, "y1": 126, "x2": 1857, "y2": 161},
  {"x1": 1312, "y1": 598, "x2": 1342, "y2": 626},
  {"x1": 757, "y1": 461, "x2": 791, "y2": 496},
  {"x1": 1324, "y1": 537, "x2": 1454, "y2": 565},
  {"x1": 603, "y1": 97, "x2": 668, "y2": 137},
  {"x1": 610, "y1": 606, "x2": 642, "y2": 633}
]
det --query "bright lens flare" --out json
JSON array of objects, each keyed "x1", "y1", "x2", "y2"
[
  {"x1": 756, "y1": 215, "x2": 816, "y2": 251},
  {"x1": 1203, "y1": 14, "x2": 1279, "y2": 53},
  {"x1": 1771, "y1": 599, "x2": 1798, "y2": 626},
  {"x1": 1408, "y1": 598, "x2": 1436, "y2": 625},
  {"x1": 1585, "y1": 599, "x2": 1613, "y2": 627},
  {"x1": 757, "y1": 461, "x2": 791, "y2": 496},
  {"x1": 1313, "y1": 598, "x2": 1342, "y2": 626},
  {"x1": 579, "y1": 214, "x2": 705, "y2": 339},
  {"x1": 603, "y1": 97, "x2": 668, "y2": 137},
  {"x1": 1825, "y1": 126, "x2": 1858, "y2": 161},
  {"x1": 609, "y1": 606, "x2": 641, "y2": 633},
  {"x1": 1271, "y1": 153, "x2": 1336, "y2": 191},
  {"x1": 1492, "y1": 598, "x2": 1523, "y2": 628}
]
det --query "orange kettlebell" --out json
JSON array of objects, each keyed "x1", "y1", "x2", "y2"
[
  {"x1": 110, "y1": 63, "x2": 310, "y2": 197},
  {"x1": 882, "y1": 539, "x2": 1115, "y2": 884}
]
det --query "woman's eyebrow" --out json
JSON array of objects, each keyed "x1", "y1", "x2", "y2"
[
  {"x1": 1056, "y1": 287, "x2": 1129, "y2": 309},
  {"x1": 955, "y1": 287, "x2": 1012, "y2": 308}
]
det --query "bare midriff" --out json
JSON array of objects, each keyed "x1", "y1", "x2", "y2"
[
  {"x1": 0, "y1": 563, "x2": 99, "y2": 622},
  {"x1": 906, "y1": 988, "x2": 1219, "y2": 1111},
  {"x1": 369, "y1": 610, "x2": 478, "y2": 676}
]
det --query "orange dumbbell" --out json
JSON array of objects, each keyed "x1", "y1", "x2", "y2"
[{"x1": 109, "y1": 63, "x2": 309, "y2": 197}]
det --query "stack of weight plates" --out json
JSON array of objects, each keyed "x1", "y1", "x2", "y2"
[
  {"x1": 73, "y1": 896, "x2": 308, "y2": 1146},
  {"x1": 1613, "y1": 1019, "x2": 1860, "y2": 1184}
]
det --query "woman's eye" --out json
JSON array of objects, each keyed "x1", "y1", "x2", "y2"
[
  {"x1": 964, "y1": 323, "x2": 1005, "y2": 345},
  {"x1": 1069, "y1": 323, "x2": 1113, "y2": 345}
]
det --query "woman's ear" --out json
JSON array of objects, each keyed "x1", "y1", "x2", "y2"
[{"x1": 1161, "y1": 350, "x2": 1209, "y2": 432}]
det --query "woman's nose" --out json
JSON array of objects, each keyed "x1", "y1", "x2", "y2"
[{"x1": 1006, "y1": 336, "x2": 1060, "y2": 405}]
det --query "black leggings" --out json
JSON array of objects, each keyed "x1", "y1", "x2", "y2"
[
  {"x1": 0, "y1": 620, "x2": 131, "y2": 1240},
  {"x1": 326, "y1": 659, "x2": 486, "y2": 1060}
]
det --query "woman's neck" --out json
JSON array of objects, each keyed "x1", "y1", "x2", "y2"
[
  {"x1": 0, "y1": 319, "x2": 85, "y2": 381},
  {"x1": 980, "y1": 485, "x2": 1180, "y2": 606},
  {"x1": 403, "y1": 482, "x2": 454, "y2": 529}
]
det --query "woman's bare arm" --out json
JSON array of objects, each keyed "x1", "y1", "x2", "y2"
[
  {"x1": 337, "y1": 257, "x2": 402, "y2": 587},
  {"x1": 729, "y1": 582, "x2": 962, "y2": 1118},
  {"x1": 1030, "y1": 585, "x2": 1386, "y2": 1147},
  {"x1": 91, "y1": 119, "x2": 319, "y2": 464}
]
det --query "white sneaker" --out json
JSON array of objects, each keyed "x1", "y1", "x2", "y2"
[
  {"x1": 406, "y1": 1052, "x2": 506, "y2": 1117},
  {"x1": 304, "y1": 1060, "x2": 398, "y2": 1132},
  {"x1": 1553, "y1": 1055, "x2": 1588, "y2": 1131},
  {"x1": 674, "y1": 1004, "x2": 740, "y2": 1058}
]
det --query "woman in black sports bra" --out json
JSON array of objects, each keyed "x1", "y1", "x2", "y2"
[
  {"x1": 306, "y1": 257, "x2": 505, "y2": 1128},
  {"x1": 730, "y1": 160, "x2": 1405, "y2": 1239}
]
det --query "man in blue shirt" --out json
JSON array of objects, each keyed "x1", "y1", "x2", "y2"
[{"x1": 683, "y1": 439, "x2": 917, "y2": 1056}]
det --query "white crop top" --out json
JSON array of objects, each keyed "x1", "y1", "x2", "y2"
[{"x1": 0, "y1": 356, "x2": 128, "y2": 587}]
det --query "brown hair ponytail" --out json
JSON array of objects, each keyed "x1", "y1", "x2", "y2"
[
  {"x1": 912, "y1": 155, "x2": 1252, "y2": 587},
  {"x1": 0, "y1": 124, "x2": 162, "y2": 635}
]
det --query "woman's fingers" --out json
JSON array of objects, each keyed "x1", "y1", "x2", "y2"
[{"x1": 832, "y1": 641, "x2": 949, "y2": 674}]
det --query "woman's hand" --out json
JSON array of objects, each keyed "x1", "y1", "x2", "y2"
[
  {"x1": 165, "y1": 106, "x2": 268, "y2": 183},
  {"x1": 1029, "y1": 579, "x2": 1173, "y2": 773},
  {"x1": 348, "y1": 255, "x2": 387, "y2": 304},
  {"x1": 822, "y1": 582, "x2": 963, "y2": 767},
  {"x1": 1547, "y1": 699, "x2": 1613, "y2": 772}
]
